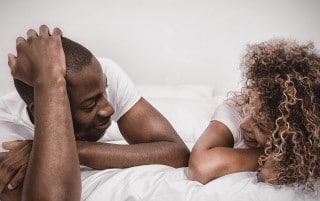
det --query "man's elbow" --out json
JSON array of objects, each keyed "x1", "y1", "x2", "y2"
[{"x1": 171, "y1": 142, "x2": 190, "y2": 168}]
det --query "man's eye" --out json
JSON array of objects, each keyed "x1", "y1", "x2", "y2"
[
  {"x1": 83, "y1": 106, "x2": 94, "y2": 112},
  {"x1": 82, "y1": 102, "x2": 96, "y2": 112}
]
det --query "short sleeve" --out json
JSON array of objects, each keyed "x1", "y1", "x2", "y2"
[
  {"x1": 211, "y1": 101, "x2": 247, "y2": 148},
  {"x1": 98, "y1": 58, "x2": 142, "y2": 122}
]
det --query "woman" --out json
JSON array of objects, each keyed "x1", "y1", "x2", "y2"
[{"x1": 188, "y1": 39, "x2": 320, "y2": 191}]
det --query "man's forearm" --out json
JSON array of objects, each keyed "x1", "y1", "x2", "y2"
[
  {"x1": 7, "y1": 25, "x2": 81, "y2": 201},
  {"x1": 23, "y1": 79, "x2": 81, "y2": 200},
  {"x1": 77, "y1": 141, "x2": 189, "y2": 169}
]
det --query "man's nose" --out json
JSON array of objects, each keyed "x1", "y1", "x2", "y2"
[{"x1": 97, "y1": 100, "x2": 115, "y2": 117}]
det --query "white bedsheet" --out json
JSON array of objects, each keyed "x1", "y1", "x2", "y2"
[
  {"x1": 80, "y1": 164, "x2": 319, "y2": 201},
  {"x1": 79, "y1": 85, "x2": 319, "y2": 201},
  {"x1": 1, "y1": 85, "x2": 319, "y2": 200}
]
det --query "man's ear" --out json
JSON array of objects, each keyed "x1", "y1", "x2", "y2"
[
  {"x1": 27, "y1": 102, "x2": 35, "y2": 120},
  {"x1": 27, "y1": 102, "x2": 34, "y2": 123}
]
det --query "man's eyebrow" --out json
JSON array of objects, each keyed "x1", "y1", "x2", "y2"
[{"x1": 80, "y1": 96, "x2": 96, "y2": 105}]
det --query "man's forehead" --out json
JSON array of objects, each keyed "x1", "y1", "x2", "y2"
[
  {"x1": 67, "y1": 57, "x2": 104, "y2": 84},
  {"x1": 68, "y1": 73, "x2": 107, "y2": 103},
  {"x1": 68, "y1": 70, "x2": 106, "y2": 88},
  {"x1": 66, "y1": 57, "x2": 108, "y2": 98}
]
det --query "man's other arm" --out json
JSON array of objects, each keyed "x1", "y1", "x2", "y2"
[{"x1": 77, "y1": 98, "x2": 189, "y2": 169}]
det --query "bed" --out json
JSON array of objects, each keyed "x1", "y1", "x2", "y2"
[{"x1": 79, "y1": 85, "x2": 319, "y2": 201}]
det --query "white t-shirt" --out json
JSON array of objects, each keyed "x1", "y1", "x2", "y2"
[
  {"x1": 0, "y1": 58, "x2": 141, "y2": 151},
  {"x1": 211, "y1": 100, "x2": 248, "y2": 149}
]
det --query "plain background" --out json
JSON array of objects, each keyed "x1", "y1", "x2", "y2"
[{"x1": 0, "y1": 0, "x2": 319, "y2": 96}]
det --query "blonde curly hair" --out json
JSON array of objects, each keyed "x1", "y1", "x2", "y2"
[{"x1": 239, "y1": 39, "x2": 320, "y2": 191}]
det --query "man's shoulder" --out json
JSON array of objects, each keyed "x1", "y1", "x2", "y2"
[
  {"x1": 97, "y1": 57, "x2": 118, "y2": 73},
  {"x1": 0, "y1": 91, "x2": 34, "y2": 141},
  {"x1": 0, "y1": 91, "x2": 23, "y2": 108},
  {"x1": 0, "y1": 91, "x2": 27, "y2": 120},
  {"x1": 97, "y1": 57, "x2": 130, "y2": 80},
  {"x1": 96, "y1": 57, "x2": 141, "y2": 122}
]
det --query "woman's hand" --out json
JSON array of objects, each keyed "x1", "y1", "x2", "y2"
[{"x1": 257, "y1": 156, "x2": 279, "y2": 184}]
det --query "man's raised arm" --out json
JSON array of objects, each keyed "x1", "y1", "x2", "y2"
[
  {"x1": 77, "y1": 98, "x2": 190, "y2": 169},
  {"x1": 6, "y1": 25, "x2": 81, "y2": 201}
]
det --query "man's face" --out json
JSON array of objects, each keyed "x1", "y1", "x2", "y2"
[{"x1": 67, "y1": 57, "x2": 115, "y2": 141}]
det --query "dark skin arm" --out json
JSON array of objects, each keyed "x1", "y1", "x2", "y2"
[
  {"x1": 0, "y1": 100, "x2": 189, "y2": 195},
  {"x1": 0, "y1": 62, "x2": 188, "y2": 198},
  {"x1": 0, "y1": 106, "x2": 188, "y2": 195},
  {"x1": 0, "y1": 141, "x2": 29, "y2": 201},
  {"x1": 1, "y1": 25, "x2": 81, "y2": 201},
  {"x1": 77, "y1": 98, "x2": 190, "y2": 169},
  {"x1": 0, "y1": 31, "x2": 189, "y2": 195},
  {"x1": 188, "y1": 120, "x2": 263, "y2": 184}
]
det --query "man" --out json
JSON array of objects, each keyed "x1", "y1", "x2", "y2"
[{"x1": 0, "y1": 25, "x2": 189, "y2": 200}]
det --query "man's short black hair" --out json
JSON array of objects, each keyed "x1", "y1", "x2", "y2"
[{"x1": 14, "y1": 37, "x2": 94, "y2": 105}]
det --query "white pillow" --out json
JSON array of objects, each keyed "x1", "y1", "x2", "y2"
[
  {"x1": 100, "y1": 85, "x2": 224, "y2": 147},
  {"x1": 137, "y1": 85, "x2": 214, "y2": 100}
]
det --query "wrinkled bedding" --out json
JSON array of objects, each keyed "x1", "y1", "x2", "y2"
[
  {"x1": 79, "y1": 85, "x2": 319, "y2": 201},
  {"x1": 80, "y1": 163, "x2": 319, "y2": 201}
]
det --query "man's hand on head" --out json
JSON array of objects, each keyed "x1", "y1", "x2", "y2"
[
  {"x1": 8, "y1": 25, "x2": 66, "y2": 86},
  {"x1": 0, "y1": 141, "x2": 32, "y2": 193}
]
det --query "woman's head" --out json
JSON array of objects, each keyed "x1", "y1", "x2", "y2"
[{"x1": 240, "y1": 39, "x2": 320, "y2": 190}]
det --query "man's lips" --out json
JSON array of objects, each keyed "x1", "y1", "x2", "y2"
[{"x1": 95, "y1": 119, "x2": 111, "y2": 130}]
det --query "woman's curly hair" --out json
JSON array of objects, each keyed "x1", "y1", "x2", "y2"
[{"x1": 239, "y1": 39, "x2": 320, "y2": 191}]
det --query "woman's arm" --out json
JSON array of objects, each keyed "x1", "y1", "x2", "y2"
[{"x1": 188, "y1": 120, "x2": 263, "y2": 184}]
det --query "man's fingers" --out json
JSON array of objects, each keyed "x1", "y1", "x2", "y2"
[
  {"x1": 52, "y1": 27, "x2": 63, "y2": 37},
  {"x1": 0, "y1": 140, "x2": 31, "y2": 193},
  {"x1": 27, "y1": 29, "x2": 38, "y2": 40},
  {"x1": 0, "y1": 180, "x2": 6, "y2": 193},
  {"x1": 16, "y1": 37, "x2": 26, "y2": 46},
  {"x1": 2, "y1": 140, "x2": 24, "y2": 151},
  {"x1": 39, "y1": 24, "x2": 50, "y2": 36},
  {"x1": 8, "y1": 165, "x2": 27, "y2": 190},
  {"x1": 0, "y1": 152, "x2": 6, "y2": 158},
  {"x1": 16, "y1": 37, "x2": 27, "y2": 56},
  {"x1": 0, "y1": 163, "x2": 17, "y2": 193},
  {"x1": 7, "y1": 53, "x2": 17, "y2": 70}
]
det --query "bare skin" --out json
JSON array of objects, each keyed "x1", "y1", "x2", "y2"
[
  {"x1": 188, "y1": 120, "x2": 263, "y2": 184},
  {"x1": 240, "y1": 115, "x2": 278, "y2": 183},
  {"x1": 189, "y1": 102, "x2": 277, "y2": 185},
  {"x1": 0, "y1": 25, "x2": 81, "y2": 200},
  {"x1": 0, "y1": 26, "x2": 189, "y2": 199}
]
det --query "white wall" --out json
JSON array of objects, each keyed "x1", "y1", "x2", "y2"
[{"x1": 1, "y1": 0, "x2": 319, "y2": 96}]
